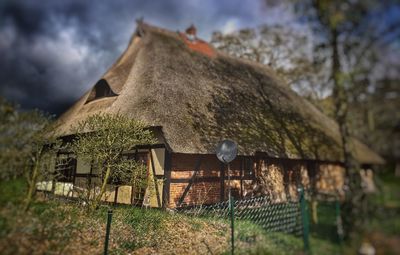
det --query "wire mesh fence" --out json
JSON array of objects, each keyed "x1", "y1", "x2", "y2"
[
  {"x1": 178, "y1": 189, "x2": 344, "y2": 254},
  {"x1": 180, "y1": 195, "x2": 303, "y2": 236}
]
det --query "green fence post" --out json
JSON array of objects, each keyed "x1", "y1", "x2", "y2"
[
  {"x1": 299, "y1": 187, "x2": 310, "y2": 254},
  {"x1": 230, "y1": 196, "x2": 235, "y2": 255},
  {"x1": 104, "y1": 209, "x2": 113, "y2": 255},
  {"x1": 335, "y1": 199, "x2": 344, "y2": 245}
]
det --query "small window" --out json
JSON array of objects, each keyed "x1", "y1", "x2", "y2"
[
  {"x1": 55, "y1": 154, "x2": 76, "y2": 182},
  {"x1": 85, "y1": 79, "x2": 117, "y2": 103},
  {"x1": 243, "y1": 157, "x2": 255, "y2": 178}
]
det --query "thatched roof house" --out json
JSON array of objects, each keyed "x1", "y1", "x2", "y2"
[{"x1": 52, "y1": 22, "x2": 384, "y2": 208}]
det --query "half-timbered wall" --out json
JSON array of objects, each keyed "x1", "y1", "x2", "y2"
[
  {"x1": 167, "y1": 154, "x2": 346, "y2": 208},
  {"x1": 315, "y1": 163, "x2": 345, "y2": 196},
  {"x1": 49, "y1": 147, "x2": 166, "y2": 206},
  {"x1": 145, "y1": 148, "x2": 165, "y2": 207},
  {"x1": 42, "y1": 148, "x2": 346, "y2": 208}
]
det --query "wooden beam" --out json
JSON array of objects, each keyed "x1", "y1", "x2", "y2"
[
  {"x1": 282, "y1": 160, "x2": 291, "y2": 200},
  {"x1": 149, "y1": 149, "x2": 161, "y2": 208},
  {"x1": 177, "y1": 155, "x2": 203, "y2": 207},
  {"x1": 74, "y1": 173, "x2": 98, "y2": 178},
  {"x1": 240, "y1": 156, "x2": 244, "y2": 198},
  {"x1": 162, "y1": 150, "x2": 172, "y2": 208},
  {"x1": 114, "y1": 186, "x2": 119, "y2": 205},
  {"x1": 220, "y1": 162, "x2": 225, "y2": 202},
  {"x1": 71, "y1": 158, "x2": 77, "y2": 198},
  {"x1": 170, "y1": 175, "x2": 254, "y2": 183},
  {"x1": 131, "y1": 149, "x2": 138, "y2": 205},
  {"x1": 124, "y1": 144, "x2": 166, "y2": 154},
  {"x1": 307, "y1": 161, "x2": 318, "y2": 195},
  {"x1": 135, "y1": 144, "x2": 165, "y2": 149},
  {"x1": 87, "y1": 160, "x2": 93, "y2": 201}
]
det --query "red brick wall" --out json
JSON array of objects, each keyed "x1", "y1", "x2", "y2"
[
  {"x1": 170, "y1": 182, "x2": 221, "y2": 206},
  {"x1": 168, "y1": 154, "x2": 257, "y2": 207},
  {"x1": 169, "y1": 154, "x2": 222, "y2": 207},
  {"x1": 167, "y1": 153, "x2": 345, "y2": 207}
]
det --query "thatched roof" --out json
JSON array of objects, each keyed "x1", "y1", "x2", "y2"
[{"x1": 55, "y1": 22, "x2": 384, "y2": 165}]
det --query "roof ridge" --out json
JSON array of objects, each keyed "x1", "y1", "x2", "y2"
[{"x1": 138, "y1": 22, "x2": 291, "y2": 84}]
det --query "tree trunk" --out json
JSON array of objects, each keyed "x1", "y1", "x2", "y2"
[
  {"x1": 331, "y1": 26, "x2": 363, "y2": 238},
  {"x1": 395, "y1": 161, "x2": 400, "y2": 177},
  {"x1": 24, "y1": 160, "x2": 39, "y2": 212},
  {"x1": 92, "y1": 165, "x2": 111, "y2": 210}
]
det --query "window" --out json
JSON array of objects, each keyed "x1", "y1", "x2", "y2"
[
  {"x1": 55, "y1": 154, "x2": 76, "y2": 182},
  {"x1": 243, "y1": 157, "x2": 255, "y2": 178},
  {"x1": 85, "y1": 79, "x2": 117, "y2": 103}
]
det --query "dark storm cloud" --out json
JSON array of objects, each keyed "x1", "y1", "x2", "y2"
[
  {"x1": 0, "y1": 0, "x2": 274, "y2": 115},
  {"x1": 0, "y1": 0, "x2": 107, "y2": 114}
]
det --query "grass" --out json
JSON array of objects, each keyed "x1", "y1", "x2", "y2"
[
  {"x1": 0, "y1": 178, "x2": 309, "y2": 254},
  {"x1": 232, "y1": 208, "x2": 342, "y2": 255},
  {"x1": 377, "y1": 171, "x2": 400, "y2": 208},
  {"x1": 1, "y1": 172, "x2": 399, "y2": 254},
  {"x1": 0, "y1": 179, "x2": 229, "y2": 254},
  {"x1": 194, "y1": 204, "x2": 341, "y2": 255},
  {"x1": 0, "y1": 178, "x2": 26, "y2": 205},
  {"x1": 116, "y1": 207, "x2": 169, "y2": 250},
  {"x1": 367, "y1": 171, "x2": 400, "y2": 235},
  {"x1": 358, "y1": 170, "x2": 400, "y2": 254}
]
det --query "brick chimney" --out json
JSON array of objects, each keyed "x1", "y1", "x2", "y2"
[
  {"x1": 180, "y1": 24, "x2": 216, "y2": 57},
  {"x1": 185, "y1": 24, "x2": 197, "y2": 41}
]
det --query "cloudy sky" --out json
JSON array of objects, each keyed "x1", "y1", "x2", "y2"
[{"x1": 0, "y1": 0, "x2": 295, "y2": 115}]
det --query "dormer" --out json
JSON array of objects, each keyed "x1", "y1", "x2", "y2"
[{"x1": 85, "y1": 79, "x2": 118, "y2": 104}]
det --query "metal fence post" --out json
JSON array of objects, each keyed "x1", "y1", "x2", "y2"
[
  {"x1": 335, "y1": 199, "x2": 344, "y2": 245},
  {"x1": 230, "y1": 195, "x2": 235, "y2": 255},
  {"x1": 299, "y1": 187, "x2": 310, "y2": 254},
  {"x1": 104, "y1": 209, "x2": 113, "y2": 255}
]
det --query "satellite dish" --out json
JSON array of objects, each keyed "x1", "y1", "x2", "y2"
[{"x1": 216, "y1": 139, "x2": 238, "y2": 164}]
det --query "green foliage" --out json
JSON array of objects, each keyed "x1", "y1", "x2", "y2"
[
  {"x1": 1, "y1": 204, "x2": 83, "y2": 254},
  {"x1": 22, "y1": 112, "x2": 60, "y2": 211},
  {"x1": 215, "y1": 1, "x2": 399, "y2": 163},
  {"x1": 0, "y1": 179, "x2": 93, "y2": 253},
  {"x1": 293, "y1": 0, "x2": 400, "y2": 160},
  {"x1": 69, "y1": 113, "x2": 156, "y2": 208},
  {"x1": 70, "y1": 113, "x2": 155, "y2": 165},
  {"x1": 0, "y1": 97, "x2": 61, "y2": 210},
  {"x1": 290, "y1": 0, "x2": 400, "y2": 238},
  {"x1": 0, "y1": 97, "x2": 56, "y2": 180}
]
